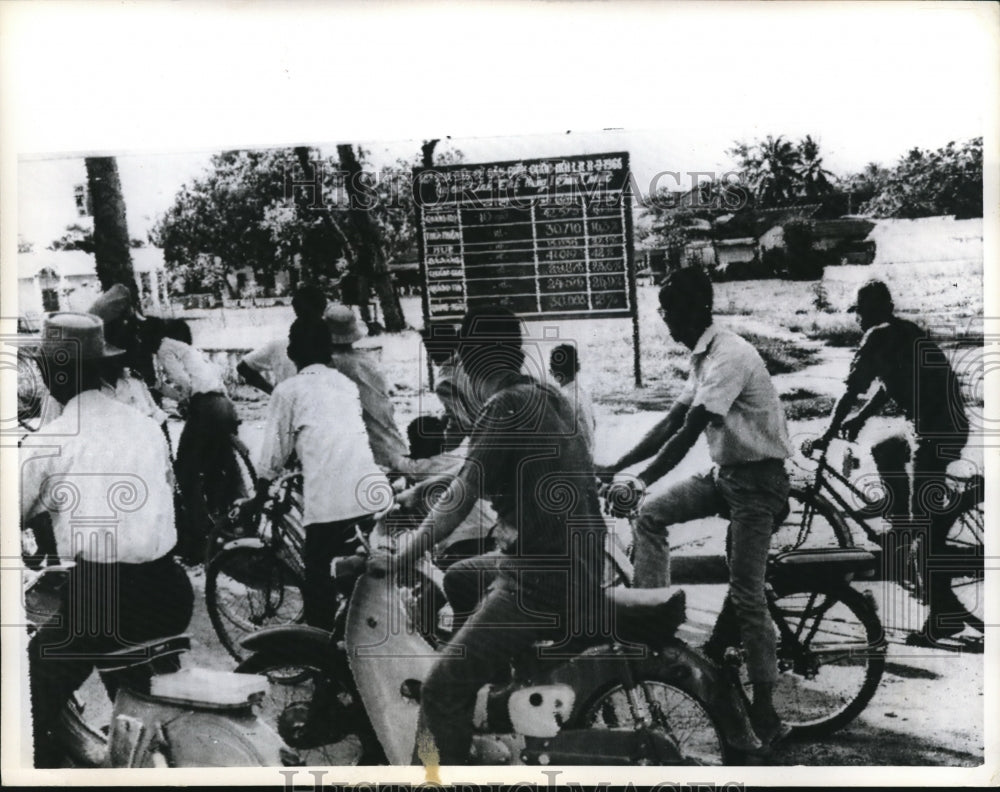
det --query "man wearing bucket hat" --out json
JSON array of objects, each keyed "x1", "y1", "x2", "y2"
[
  {"x1": 20, "y1": 313, "x2": 194, "y2": 767},
  {"x1": 815, "y1": 279, "x2": 979, "y2": 647},
  {"x1": 34, "y1": 283, "x2": 166, "y2": 426},
  {"x1": 323, "y1": 303, "x2": 410, "y2": 472}
]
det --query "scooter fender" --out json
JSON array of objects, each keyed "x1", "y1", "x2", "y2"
[
  {"x1": 238, "y1": 623, "x2": 335, "y2": 657},
  {"x1": 345, "y1": 573, "x2": 439, "y2": 766}
]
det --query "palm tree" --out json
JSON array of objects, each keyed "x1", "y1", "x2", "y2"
[
  {"x1": 797, "y1": 135, "x2": 834, "y2": 200},
  {"x1": 730, "y1": 135, "x2": 802, "y2": 208}
]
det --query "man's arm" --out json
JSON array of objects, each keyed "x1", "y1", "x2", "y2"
[
  {"x1": 838, "y1": 385, "x2": 889, "y2": 441},
  {"x1": 606, "y1": 400, "x2": 690, "y2": 476},
  {"x1": 236, "y1": 360, "x2": 274, "y2": 395},
  {"x1": 636, "y1": 404, "x2": 711, "y2": 487},
  {"x1": 395, "y1": 460, "x2": 481, "y2": 566},
  {"x1": 256, "y1": 390, "x2": 294, "y2": 493},
  {"x1": 821, "y1": 336, "x2": 880, "y2": 444}
]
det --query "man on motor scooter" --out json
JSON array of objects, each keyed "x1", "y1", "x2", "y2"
[
  {"x1": 369, "y1": 304, "x2": 607, "y2": 767},
  {"x1": 813, "y1": 279, "x2": 980, "y2": 647},
  {"x1": 598, "y1": 266, "x2": 793, "y2": 749},
  {"x1": 20, "y1": 313, "x2": 194, "y2": 768}
]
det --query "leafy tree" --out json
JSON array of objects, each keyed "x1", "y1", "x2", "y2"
[
  {"x1": 151, "y1": 149, "x2": 296, "y2": 298},
  {"x1": 862, "y1": 137, "x2": 983, "y2": 219}
]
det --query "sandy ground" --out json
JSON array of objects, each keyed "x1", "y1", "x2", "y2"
[{"x1": 65, "y1": 280, "x2": 986, "y2": 768}]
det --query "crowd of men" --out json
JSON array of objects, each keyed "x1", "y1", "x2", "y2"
[{"x1": 19, "y1": 268, "x2": 976, "y2": 766}]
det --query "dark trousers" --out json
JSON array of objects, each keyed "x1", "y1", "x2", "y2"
[
  {"x1": 174, "y1": 392, "x2": 239, "y2": 552},
  {"x1": 303, "y1": 519, "x2": 358, "y2": 631},
  {"x1": 29, "y1": 554, "x2": 194, "y2": 768},
  {"x1": 416, "y1": 586, "x2": 567, "y2": 766},
  {"x1": 874, "y1": 432, "x2": 976, "y2": 634}
]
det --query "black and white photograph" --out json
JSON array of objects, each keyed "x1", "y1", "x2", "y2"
[{"x1": 1, "y1": 1, "x2": 996, "y2": 786}]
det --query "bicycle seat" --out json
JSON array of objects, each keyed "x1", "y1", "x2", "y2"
[
  {"x1": 93, "y1": 635, "x2": 191, "y2": 673},
  {"x1": 769, "y1": 548, "x2": 876, "y2": 593}
]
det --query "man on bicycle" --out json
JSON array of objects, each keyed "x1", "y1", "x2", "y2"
[
  {"x1": 599, "y1": 266, "x2": 793, "y2": 749},
  {"x1": 251, "y1": 316, "x2": 388, "y2": 630},
  {"x1": 370, "y1": 304, "x2": 606, "y2": 766},
  {"x1": 814, "y1": 279, "x2": 979, "y2": 647}
]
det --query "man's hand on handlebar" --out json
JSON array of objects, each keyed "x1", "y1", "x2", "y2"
[
  {"x1": 839, "y1": 415, "x2": 864, "y2": 443},
  {"x1": 601, "y1": 478, "x2": 646, "y2": 518}
]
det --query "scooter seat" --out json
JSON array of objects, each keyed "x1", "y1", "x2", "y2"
[
  {"x1": 149, "y1": 667, "x2": 269, "y2": 709},
  {"x1": 93, "y1": 635, "x2": 191, "y2": 672},
  {"x1": 604, "y1": 587, "x2": 686, "y2": 646}
]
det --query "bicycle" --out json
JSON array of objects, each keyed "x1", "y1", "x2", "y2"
[
  {"x1": 205, "y1": 470, "x2": 308, "y2": 661},
  {"x1": 792, "y1": 437, "x2": 984, "y2": 641},
  {"x1": 600, "y1": 485, "x2": 887, "y2": 739}
]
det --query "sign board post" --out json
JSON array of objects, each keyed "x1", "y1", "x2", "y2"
[{"x1": 414, "y1": 151, "x2": 642, "y2": 387}]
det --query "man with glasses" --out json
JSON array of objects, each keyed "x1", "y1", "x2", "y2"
[{"x1": 599, "y1": 266, "x2": 793, "y2": 750}]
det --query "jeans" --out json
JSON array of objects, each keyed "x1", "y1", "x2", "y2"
[
  {"x1": 874, "y1": 431, "x2": 977, "y2": 634},
  {"x1": 633, "y1": 460, "x2": 789, "y2": 684}
]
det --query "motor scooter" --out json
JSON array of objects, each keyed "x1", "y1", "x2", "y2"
[
  {"x1": 237, "y1": 516, "x2": 761, "y2": 766},
  {"x1": 23, "y1": 563, "x2": 294, "y2": 768}
]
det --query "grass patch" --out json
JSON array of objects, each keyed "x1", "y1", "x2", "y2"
[
  {"x1": 739, "y1": 332, "x2": 821, "y2": 375},
  {"x1": 781, "y1": 387, "x2": 835, "y2": 421}
]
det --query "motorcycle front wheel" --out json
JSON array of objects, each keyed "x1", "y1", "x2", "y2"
[
  {"x1": 576, "y1": 675, "x2": 732, "y2": 765},
  {"x1": 238, "y1": 650, "x2": 385, "y2": 766}
]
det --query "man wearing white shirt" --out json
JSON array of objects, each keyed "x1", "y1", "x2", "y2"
[
  {"x1": 20, "y1": 313, "x2": 193, "y2": 767},
  {"x1": 253, "y1": 317, "x2": 388, "y2": 630},
  {"x1": 601, "y1": 267, "x2": 793, "y2": 750}
]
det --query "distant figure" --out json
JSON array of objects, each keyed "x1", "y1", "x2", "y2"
[
  {"x1": 236, "y1": 286, "x2": 328, "y2": 395},
  {"x1": 549, "y1": 343, "x2": 597, "y2": 456}
]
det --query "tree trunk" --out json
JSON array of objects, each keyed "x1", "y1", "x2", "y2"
[
  {"x1": 85, "y1": 157, "x2": 138, "y2": 301},
  {"x1": 421, "y1": 139, "x2": 439, "y2": 169},
  {"x1": 337, "y1": 144, "x2": 405, "y2": 332}
]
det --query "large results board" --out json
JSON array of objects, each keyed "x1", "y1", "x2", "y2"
[{"x1": 414, "y1": 152, "x2": 635, "y2": 322}]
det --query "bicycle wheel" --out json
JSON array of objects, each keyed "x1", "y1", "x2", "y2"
[
  {"x1": 771, "y1": 488, "x2": 854, "y2": 554},
  {"x1": 577, "y1": 675, "x2": 733, "y2": 765},
  {"x1": 238, "y1": 649, "x2": 384, "y2": 766},
  {"x1": 764, "y1": 585, "x2": 886, "y2": 737},
  {"x1": 202, "y1": 437, "x2": 258, "y2": 561},
  {"x1": 205, "y1": 545, "x2": 305, "y2": 661}
]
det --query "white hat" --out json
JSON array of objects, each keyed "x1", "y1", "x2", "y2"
[{"x1": 323, "y1": 304, "x2": 366, "y2": 345}]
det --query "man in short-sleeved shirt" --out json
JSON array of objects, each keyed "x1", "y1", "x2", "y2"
[
  {"x1": 601, "y1": 266, "x2": 791, "y2": 750},
  {"x1": 817, "y1": 279, "x2": 977, "y2": 646},
  {"x1": 370, "y1": 305, "x2": 606, "y2": 766}
]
